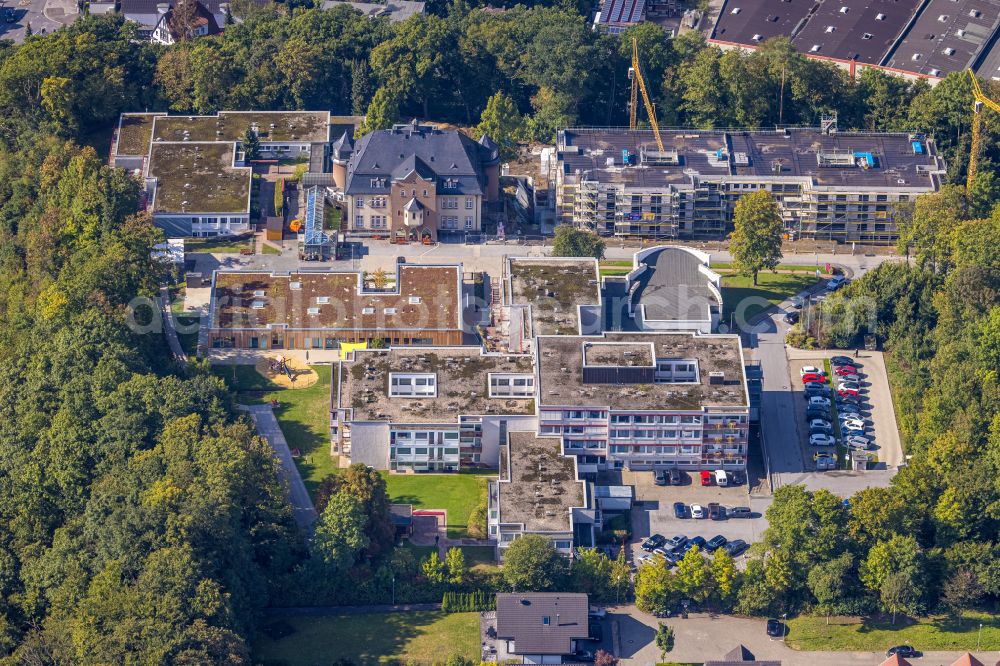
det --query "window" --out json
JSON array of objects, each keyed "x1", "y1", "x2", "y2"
[
  {"x1": 542, "y1": 616, "x2": 550, "y2": 626},
  {"x1": 655, "y1": 359, "x2": 699, "y2": 383},
  {"x1": 355, "y1": 197, "x2": 364, "y2": 208},
  {"x1": 354, "y1": 215, "x2": 364, "y2": 229},
  {"x1": 489, "y1": 374, "x2": 535, "y2": 398},
  {"x1": 465, "y1": 217, "x2": 474, "y2": 230},
  {"x1": 389, "y1": 373, "x2": 437, "y2": 397},
  {"x1": 465, "y1": 198, "x2": 473, "y2": 209}
]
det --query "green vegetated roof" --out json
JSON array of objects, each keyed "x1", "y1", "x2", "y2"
[
  {"x1": 148, "y1": 143, "x2": 250, "y2": 214},
  {"x1": 117, "y1": 113, "x2": 162, "y2": 156},
  {"x1": 151, "y1": 111, "x2": 330, "y2": 143}
]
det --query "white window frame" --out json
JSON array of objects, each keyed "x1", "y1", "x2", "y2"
[
  {"x1": 488, "y1": 373, "x2": 535, "y2": 398},
  {"x1": 389, "y1": 373, "x2": 437, "y2": 397}
]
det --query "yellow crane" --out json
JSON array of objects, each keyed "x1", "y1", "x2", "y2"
[
  {"x1": 628, "y1": 37, "x2": 665, "y2": 152},
  {"x1": 967, "y1": 69, "x2": 1000, "y2": 189}
]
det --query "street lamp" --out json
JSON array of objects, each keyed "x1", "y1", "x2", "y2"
[
  {"x1": 781, "y1": 613, "x2": 788, "y2": 642},
  {"x1": 977, "y1": 622, "x2": 983, "y2": 650}
]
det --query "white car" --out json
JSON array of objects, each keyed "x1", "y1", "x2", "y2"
[
  {"x1": 839, "y1": 373, "x2": 861, "y2": 383},
  {"x1": 846, "y1": 436, "x2": 871, "y2": 449},
  {"x1": 827, "y1": 275, "x2": 847, "y2": 290},
  {"x1": 800, "y1": 365, "x2": 825, "y2": 377},
  {"x1": 808, "y1": 396, "x2": 831, "y2": 409},
  {"x1": 810, "y1": 433, "x2": 837, "y2": 447},
  {"x1": 841, "y1": 418, "x2": 866, "y2": 431},
  {"x1": 691, "y1": 504, "x2": 706, "y2": 519},
  {"x1": 809, "y1": 418, "x2": 833, "y2": 431}
]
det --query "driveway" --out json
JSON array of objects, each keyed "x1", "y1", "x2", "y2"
[
  {"x1": 244, "y1": 404, "x2": 318, "y2": 531},
  {"x1": 610, "y1": 605, "x2": 994, "y2": 666}
]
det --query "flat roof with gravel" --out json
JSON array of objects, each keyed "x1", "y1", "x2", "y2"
[
  {"x1": 151, "y1": 111, "x2": 330, "y2": 143},
  {"x1": 338, "y1": 347, "x2": 536, "y2": 423},
  {"x1": 147, "y1": 142, "x2": 250, "y2": 214},
  {"x1": 498, "y1": 431, "x2": 585, "y2": 532},
  {"x1": 116, "y1": 113, "x2": 163, "y2": 156},
  {"x1": 211, "y1": 265, "x2": 462, "y2": 331},
  {"x1": 537, "y1": 332, "x2": 748, "y2": 411},
  {"x1": 508, "y1": 258, "x2": 601, "y2": 336}
]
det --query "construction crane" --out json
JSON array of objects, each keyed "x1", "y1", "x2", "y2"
[
  {"x1": 967, "y1": 69, "x2": 1000, "y2": 189},
  {"x1": 628, "y1": 37, "x2": 665, "y2": 153}
]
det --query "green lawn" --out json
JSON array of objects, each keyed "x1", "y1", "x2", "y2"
[
  {"x1": 185, "y1": 235, "x2": 254, "y2": 254},
  {"x1": 382, "y1": 472, "x2": 492, "y2": 539},
  {"x1": 786, "y1": 613, "x2": 1000, "y2": 652},
  {"x1": 212, "y1": 364, "x2": 337, "y2": 496},
  {"x1": 175, "y1": 315, "x2": 199, "y2": 357},
  {"x1": 712, "y1": 261, "x2": 818, "y2": 273},
  {"x1": 721, "y1": 272, "x2": 820, "y2": 324},
  {"x1": 253, "y1": 611, "x2": 480, "y2": 666},
  {"x1": 262, "y1": 243, "x2": 282, "y2": 255},
  {"x1": 599, "y1": 267, "x2": 632, "y2": 277},
  {"x1": 460, "y1": 546, "x2": 497, "y2": 570}
]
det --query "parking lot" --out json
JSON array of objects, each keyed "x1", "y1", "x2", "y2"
[
  {"x1": 787, "y1": 350, "x2": 903, "y2": 473},
  {"x1": 618, "y1": 469, "x2": 772, "y2": 566}
]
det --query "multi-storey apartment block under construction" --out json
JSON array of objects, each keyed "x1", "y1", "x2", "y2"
[{"x1": 553, "y1": 119, "x2": 945, "y2": 244}]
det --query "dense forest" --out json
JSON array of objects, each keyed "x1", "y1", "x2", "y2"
[{"x1": 0, "y1": 5, "x2": 998, "y2": 662}]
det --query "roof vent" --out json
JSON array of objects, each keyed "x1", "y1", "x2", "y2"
[
  {"x1": 290, "y1": 281, "x2": 302, "y2": 290},
  {"x1": 709, "y1": 372, "x2": 725, "y2": 385},
  {"x1": 307, "y1": 307, "x2": 320, "y2": 315}
]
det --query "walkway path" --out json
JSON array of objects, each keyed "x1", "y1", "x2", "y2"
[
  {"x1": 611, "y1": 605, "x2": 995, "y2": 666},
  {"x1": 242, "y1": 404, "x2": 318, "y2": 531},
  {"x1": 158, "y1": 284, "x2": 187, "y2": 363}
]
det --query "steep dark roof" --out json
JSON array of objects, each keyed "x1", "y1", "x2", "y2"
[
  {"x1": 344, "y1": 122, "x2": 493, "y2": 195},
  {"x1": 332, "y1": 130, "x2": 354, "y2": 160},
  {"x1": 403, "y1": 196, "x2": 424, "y2": 212},
  {"x1": 630, "y1": 246, "x2": 719, "y2": 323},
  {"x1": 495, "y1": 593, "x2": 589, "y2": 655},
  {"x1": 704, "y1": 644, "x2": 781, "y2": 665}
]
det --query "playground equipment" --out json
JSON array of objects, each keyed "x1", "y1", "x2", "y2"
[{"x1": 289, "y1": 218, "x2": 302, "y2": 233}]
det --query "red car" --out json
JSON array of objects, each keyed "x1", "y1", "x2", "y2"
[
  {"x1": 801, "y1": 373, "x2": 825, "y2": 384},
  {"x1": 700, "y1": 470, "x2": 713, "y2": 486},
  {"x1": 835, "y1": 365, "x2": 858, "y2": 376},
  {"x1": 838, "y1": 387, "x2": 860, "y2": 398}
]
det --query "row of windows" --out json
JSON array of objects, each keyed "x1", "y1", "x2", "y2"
[
  {"x1": 609, "y1": 445, "x2": 702, "y2": 454},
  {"x1": 389, "y1": 373, "x2": 437, "y2": 397},
  {"x1": 356, "y1": 195, "x2": 477, "y2": 207},
  {"x1": 393, "y1": 447, "x2": 460, "y2": 456},
  {"x1": 440, "y1": 216, "x2": 475, "y2": 229},
  {"x1": 610, "y1": 429, "x2": 701, "y2": 440},
  {"x1": 610, "y1": 414, "x2": 702, "y2": 424},
  {"x1": 488, "y1": 374, "x2": 535, "y2": 398}
]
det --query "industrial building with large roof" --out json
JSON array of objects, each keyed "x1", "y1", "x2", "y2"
[{"x1": 709, "y1": 0, "x2": 1000, "y2": 83}]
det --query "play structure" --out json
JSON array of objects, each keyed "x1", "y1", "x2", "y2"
[{"x1": 253, "y1": 354, "x2": 319, "y2": 389}]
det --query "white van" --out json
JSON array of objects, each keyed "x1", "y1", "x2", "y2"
[{"x1": 714, "y1": 469, "x2": 729, "y2": 486}]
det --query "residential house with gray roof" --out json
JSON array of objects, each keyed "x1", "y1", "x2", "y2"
[{"x1": 331, "y1": 120, "x2": 501, "y2": 241}]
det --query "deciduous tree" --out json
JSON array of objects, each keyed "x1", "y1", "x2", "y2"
[{"x1": 729, "y1": 190, "x2": 783, "y2": 286}]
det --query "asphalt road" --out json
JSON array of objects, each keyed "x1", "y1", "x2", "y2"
[
  {"x1": 0, "y1": 0, "x2": 71, "y2": 42},
  {"x1": 245, "y1": 404, "x2": 318, "y2": 531}
]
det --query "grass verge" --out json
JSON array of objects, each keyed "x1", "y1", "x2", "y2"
[
  {"x1": 382, "y1": 472, "x2": 492, "y2": 539},
  {"x1": 711, "y1": 261, "x2": 818, "y2": 273},
  {"x1": 212, "y1": 364, "x2": 337, "y2": 497},
  {"x1": 721, "y1": 272, "x2": 819, "y2": 324},
  {"x1": 253, "y1": 611, "x2": 480, "y2": 665},
  {"x1": 785, "y1": 612, "x2": 1000, "y2": 652},
  {"x1": 460, "y1": 546, "x2": 497, "y2": 570},
  {"x1": 185, "y1": 235, "x2": 254, "y2": 254},
  {"x1": 262, "y1": 243, "x2": 282, "y2": 255}
]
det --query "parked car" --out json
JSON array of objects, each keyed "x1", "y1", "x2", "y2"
[
  {"x1": 837, "y1": 381, "x2": 861, "y2": 392},
  {"x1": 706, "y1": 534, "x2": 728, "y2": 552},
  {"x1": 843, "y1": 427, "x2": 866, "y2": 438},
  {"x1": 830, "y1": 355, "x2": 855, "y2": 366},
  {"x1": 673, "y1": 502, "x2": 689, "y2": 519},
  {"x1": 724, "y1": 539, "x2": 749, "y2": 556},
  {"x1": 810, "y1": 426, "x2": 833, "y2": 437},
  {"x1": 809, "y1": 418, "x2": 832, "y2": 430},
  {"x1": 838, "y1": 387, "x2": 860, "y2": 398},
  {"x1": 700, "y1": 470, "x2": 713, "y2": 486},
  {"x1": 669, "y1": 468, "x2": 684, "y2": 485},
  {"x1": 728, "y1": 506, "x2": 752, "y2": 519},
  {"x1": 686, "y1": 536, "x2": 707, "y2": 553},
  {"x1": 791, "y1": 296, "x2": 805, "y2": 309},
  {"x1": 714, "y1": 469, "x2": 729, "y2": 486},
  {"x1": 804, "y1": 384, "x2": 829, "y2": 396},
  {"x1": 838, "y1": 394, "x2": 862, "y2": 405},
  {"x1": 800, "y1": 365, "x2": 825, "y2": 377},
  {"x1": 814, "y1": 453, "x2": 837, "y2": 470},
  {"x1": 766, "y1": 618, "x2": 784, "y2": 637},
  {"x1": 846, "y1": 435, "x2": 871, "y2": 449},
  {"x1": 835, "y1": 364, "x2": 858, "y2": 376},
  {"x1": 838, "y1": 406, "x2": 862, "y2": 418},
  {"x1": 810, "y1": 433, "x2": 837, "y2": 447},
  {"x1": 838, "y1": 373, "x2": 861, "y2": 383},
  {"x1": 783, "y1": 311, "x2": 800, "y2": 325},
  {"x1": 664, "y1": 535, "x2": 688, "y2": 550},
  {"x1": 691, "y1": 504, "x2": 706, "y2": 519},
  {"x1": 841, "y1": 417, "x2": 865, "y2": 431},
  {"x1": 802, "y1": 373, "x2": 825, "y2": 384},
  {"x1": 641, "y1": 534, "x2": 665, "y2": 551},
  {"x1": 827, "y1": 275, "x2": 847, "y2": 290},
  {"x1": 708, "y1": 502, "x2": 725, "y2": 520},
  {"x1": 654, "y1": 469, "x2": 668, "y2": 486},
  {"x1": 886, "y1": 646, "x2": 919, "y2": 658},
  {"x1": 806, "y1": 408, "x2": 830, "y2": 421},
  {"x1": 808, "y1": 396, "x2": 831, "y2": 409}
]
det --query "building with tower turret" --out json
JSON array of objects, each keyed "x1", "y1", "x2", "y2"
[{"x1": 334, "y1": 120, "x2": 501, "y2": 241}]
